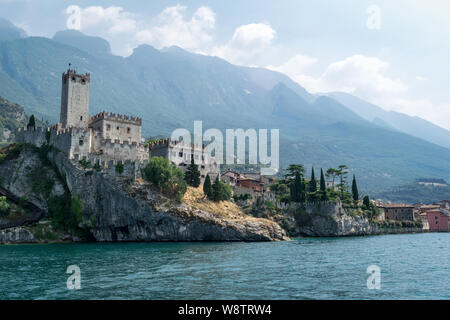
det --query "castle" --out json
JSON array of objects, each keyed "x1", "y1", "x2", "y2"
[{"x1": 15, "y1": 69, "x2": 219, "y2": 181}]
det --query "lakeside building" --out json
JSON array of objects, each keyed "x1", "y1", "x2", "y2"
[
  {"x1": 416, "y1": 201, "x2": 450, "y2": 232},
  {"x1": 377, "y1": 204, "x2": 415, "y2": 221},
  {"x1": 220, "y1": 170, "x2": 275, "y2": 201}
]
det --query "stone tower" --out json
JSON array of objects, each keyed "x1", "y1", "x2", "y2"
[{"x1": 60, "y1": 69, "x2": 90, "y2": 128}]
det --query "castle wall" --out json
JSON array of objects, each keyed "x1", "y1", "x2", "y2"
[
  {"x1": 149, "y1": 139, "x2": 219, "y2": 183},
  {"x1": 15, "y1": 127, "x2": 48, "y2": 147},
  {"x1": 87, "y1": 135, "x2": 149, "y2": 163},
  {"x1": 89, "y1": 112, "x2": 142, "y2": 144}
]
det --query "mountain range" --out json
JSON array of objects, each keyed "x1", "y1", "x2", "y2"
[{"x1": 1, "y1": 18, "x2": 450, "y2": 195}]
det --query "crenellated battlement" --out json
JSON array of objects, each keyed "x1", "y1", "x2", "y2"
[
  {"x1": 62, "y1": 69, "x2": 90, "y2": 82},
  {"x1": 147, "y1": 138, "x2": 205, "y2": 150},
  {"x1": 89, "y1": 111, "x2": 142, "y2": 126}
]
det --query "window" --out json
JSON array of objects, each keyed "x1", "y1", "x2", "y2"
[
  {"x1": 72, "y1": 77, "x2": 75, "y2": 81},
  {"x1": 117, "y1": 126, "x2": 120, "y2": 131},
  {"x1": 80, "y1": 116, "x2": 83, "y2": 121},
  {"x1": 79, "y1": 139, "x2": 83, "y2": 146},
  {"x1": 179, "y1": 152, "x2": 183, "y2": 157},
  {"x1": 127, "y1": 127, "x2": 131, "y2": 134},
  {"x1": 106, "y1": 124, "x2": 111, "y2": 131}
]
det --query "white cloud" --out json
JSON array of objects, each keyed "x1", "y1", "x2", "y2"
[
  {"x1": 66, "y1": 5, "x2": 215, "y2": 56},
  {"x1": 135, "y1": 5, "x2": 215, "y2": 51},
  {"x1": 78, "y1": 6, "x2": 137, "y2": 35},
  {"x1": 285, "y1": 55, "x2": 408, "y2": 96},
  {"x1": 269, "y1": 53, "x2": 450, "y2": 130},
  {"x1": 212, "y1": 23, "x2": 276, "y2": 65}
]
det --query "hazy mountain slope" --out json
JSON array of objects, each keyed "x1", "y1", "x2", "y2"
[
  {"x1": 1, "y1": 26, "x2": 450, "y2": 193},
  {"x1": 0, "y1": 96, "x2": 30, "y2": 146},
  {"x1": 53, "y1": 30, "x2": 111, "y2": 55},
  {"x1": 328, "y1": 92, "x2": 450, "y2": 149},
  {"x1": 0, "y1": 17, "x2": 26, "y2": 41}
]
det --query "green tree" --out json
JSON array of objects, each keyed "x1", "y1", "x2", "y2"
[
  {"x1": 143, "y1": 157, "x2": 187, "y2": 200},
  {"x1": 325, "y1": 168, "x2": 339, "y2": 188},
  {"x1": 336, "y1": 165, "x2": 349, "y2": 199},
  {"x1": 363, "y1": 195, "x2": 371, "y2": 210},
  {"x1": 352, "y1": 175, "x2": 359, "y2": 202},
  {"x1": 309, "y1": 167, "x2": 317, "y2": 193},
  {"x1": 285, "y1": 164, "x2": 305, "y2": 182},
  {"x1": 185, "y1": 158, "x2": 201, "y2": 188},
  {"x1": 27, "y1": 115, "x2": 36, "y2": 129},
  {"x1": 203, "y1": 174, "x2": 213, "y2": 198},
  {"x1": 210, "y1": 176, "x2": 232, "y2": 202},
  {"x1": 319, "y1": 168, "x2": 327, "y2": 201},
  {"x1": 290, "y1": 172, "x2": 306, "y2": 203}
]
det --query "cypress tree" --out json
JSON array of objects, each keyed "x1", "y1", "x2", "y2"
[
  {"x1": 363, "y1": 195, "x2": 370, "y2": 210},
  {"x1": 309, "y1": 167, "x2": 317, "y2": 193},
  {"x1": 320, "y1": 168, "x2": 327, "y2": 201},
  {"x1": 290, "y1": 172, "x2": 305, "y2": 203},
  {"x1": 352, "y1": 175, "x2": 359, "y2": 201},
  {"x1": 27, "y1": 115, "x2": 36, "y2": 129},
  {"x1": 212, "y1": 176, "x2": 221, "y2": 202},
  {"x1": 185, "y1": 158, "x2": 201, "y2": 187},
  {"x1": 203, "y1": 175, "x2": 212, "y2": 198}
]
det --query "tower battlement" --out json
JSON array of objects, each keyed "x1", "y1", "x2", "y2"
[{"x1": 62, "y1": 69, "x2": 90, "y2": 83}]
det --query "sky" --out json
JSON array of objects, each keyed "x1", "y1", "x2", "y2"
[{"x1": 1, "y1": 0, "x2": 450, "y2": 130}]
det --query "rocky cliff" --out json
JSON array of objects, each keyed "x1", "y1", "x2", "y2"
[
  {"x1": 0, "y1": 144, "x2": 287, "y2": 243},
  {"x1": 289, "y1": 202, "x2": 423, "y2": 237}
]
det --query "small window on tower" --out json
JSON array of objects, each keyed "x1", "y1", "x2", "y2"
[
  {"x1": 117, "y1": 126, "x2": 120, "y2": 131},
  {"x1": 106, "y1": 124, "x2": 111, "y2": 131},
  {"x1": 127, "y1": 127, "x2": 131, "y2": 134},
  {"x1": 79, "y1": 139, "x2": 84, "y2": 146},
  {"x1": 72, "y1": 77, "x2": 76, "y2": 81},
  {"x1": 80, "y1": 116, "x2": 83, "y2": 121}
]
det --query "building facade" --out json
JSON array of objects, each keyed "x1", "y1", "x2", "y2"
[
  {"x1": 378, "y1": 204, "x2": 415, "y2": 221},
  {"x1": 148, "y1": 138, "x2": 220, "y2": 183}
]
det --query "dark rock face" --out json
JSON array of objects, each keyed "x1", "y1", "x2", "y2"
[
  {"x1": 58, "y1": 152, "x2": 286, "y2": 242},
  {"x1": 0, "y1": 227, "x2": 34, "y2": 243},
  {"x1": 290, "y1": 202, "x2": 424, "y2": 237}
]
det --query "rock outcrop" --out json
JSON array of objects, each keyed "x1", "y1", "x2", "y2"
[
  {"x1": 0, "y1": 227, "x2": 35, "y2": 243},
  {"x1": 291, "y1": 202, "x2": 423, "y2": 237},
  {"x1": 0, "y1": 145, "x2": 287, "y2": 242}
]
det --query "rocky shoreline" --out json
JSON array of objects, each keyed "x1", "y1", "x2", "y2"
[{"x1": 0, "y1": 145, "x2": 288, "y2": 243}]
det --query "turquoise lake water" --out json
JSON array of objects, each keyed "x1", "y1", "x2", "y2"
[{"x1": 0, "y1": 233, "x2": 448, "y2": 300}]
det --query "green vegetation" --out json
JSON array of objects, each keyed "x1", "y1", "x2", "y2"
[
  {"x1": 374, "y1": 180, "x2": 450, "y2": 204},
  {"x1": 27, "y1": 114, "x2": 35, "y2": 129},
  {"x1": 48, "y1": 195, "x2": 83, "y2": 230},
  {"x1": 143, "y1": 156, "x2": 187, "y2": 201},
  {"x1": 184, "y1": 158, "x2": 201, "y2": 188},
  {"x1": 208, "y1": 176, "x2": 232, "y2": 202},
  {"x1": 352, "y1": 175, "x2": 359, "y2": 202},
  {"x1": 29, "y1": 223, "x2": 59, "y2": 241},
  {"x1": 28, "y1": 167, "x2": 54, "y2": 199},
  {"x1": 115, "y1": 161, "x2": 124, "y2": 174},
  {"x1": 233, "y1": 193, "x2": 252, "y2": 202},
  {"x1": 79, "y1": 159, "x2": 90, "y2": 169},
  {"x1": 203, "y1": 174, "x2": 212, "y2": 198},
  {"x1": 0, "y1": 196, "x2": 11, "y2": 216}
]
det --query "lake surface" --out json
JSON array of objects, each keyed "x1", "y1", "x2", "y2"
[{"x1": 0, "y1": 233, "x2": 448, "y2": 300}]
